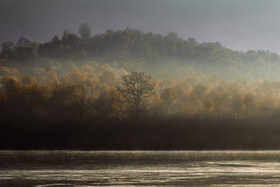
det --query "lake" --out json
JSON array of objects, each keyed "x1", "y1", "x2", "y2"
[{"x1": 1, "y1": 150, "x2": 280, "y2": 186}]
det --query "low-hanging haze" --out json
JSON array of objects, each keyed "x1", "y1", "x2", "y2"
[{"x1": 1, "y1": 0, "x2": 280, "y2": 53}]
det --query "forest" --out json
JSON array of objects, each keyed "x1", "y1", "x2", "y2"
[{"x1": 1, "y1": 24, "x2": 280, "y2": 150}]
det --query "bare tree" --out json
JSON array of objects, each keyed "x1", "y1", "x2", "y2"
[{"x1": 117, "y1": 72, "x2": 155, "y2": 113}]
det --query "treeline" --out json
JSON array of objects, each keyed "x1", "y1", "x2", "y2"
[
  {"x1": 1, "y1": 24, "x2": 280, "y2": 80},
  {"x1": 1, "y1": 62, "x2": 280, "y2": 149}
]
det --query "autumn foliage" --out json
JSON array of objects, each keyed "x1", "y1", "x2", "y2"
[
  {"x1": 0, "y1": 61, "x2": 279, "y2": 149},
  {"x1": 1, "y1": 27, "x2": 280, "y2": 149}
]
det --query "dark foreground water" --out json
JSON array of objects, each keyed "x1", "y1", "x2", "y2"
[{"x1": 1, "y1": 151, "x2": 280, "y2": 186}]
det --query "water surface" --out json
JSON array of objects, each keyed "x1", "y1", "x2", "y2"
[{"x1": 1, "y1": 151, "x2": 280, "y2": 186}]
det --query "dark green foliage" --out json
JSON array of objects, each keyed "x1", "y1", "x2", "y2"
[
  {"x1": 1, "y1": 27, "x2": 280, "y2": 67},
  {"x1": 78, "y1": 23, "x2": 92, "y2": 41},
  {"x1": 1, "y1": 41, "x2": 15, "y2": 56}
]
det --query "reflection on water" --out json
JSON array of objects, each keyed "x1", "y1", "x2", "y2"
[{"x1": 1, "y1": 151, "x2": 280, "y2": 186}]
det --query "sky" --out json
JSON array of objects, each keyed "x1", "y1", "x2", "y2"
[{"x1": 1, "y1": 0, "x2": 280, "y2": 53}]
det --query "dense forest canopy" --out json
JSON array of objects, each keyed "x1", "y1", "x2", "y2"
[
  {"x1": 1, "y1": 24, "x2": 280, "y2": 149},
  {"x1": 1, "y1": 24, "x2": 280, "y2": 80}
]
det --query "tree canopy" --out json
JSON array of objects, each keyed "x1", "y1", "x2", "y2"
[{"x1": 1, "y1": 25, "x2": 279, "y2": 69}]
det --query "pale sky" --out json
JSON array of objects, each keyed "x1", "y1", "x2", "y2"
[{"x1": 1, "y1": 0, "x2": 280, "y2": 53}]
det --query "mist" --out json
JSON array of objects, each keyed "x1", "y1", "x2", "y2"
[
  {"x1": 1, "y1": 25, "x2": 280, "y2": 149},
  {"x1": 4, "y1": 1, "x2": 280, "y2": 186}
]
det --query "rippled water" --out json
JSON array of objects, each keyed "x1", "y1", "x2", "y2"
[{"x1": 1, "y1": 151, "x2": 280, "y2": 186}]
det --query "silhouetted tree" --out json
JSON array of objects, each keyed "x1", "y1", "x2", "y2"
[
  {"x1": 117, "y1": 72, "x2": 155, "y2": 114},
  {"x1": 50, "y1": 35, "x2": 60, "y2": 44},
  {"x1": 16, "y1": 37, "x2": 31, "y2": 48},
  {"x1": 78, "y1": 23, "x2": 92, "y2": 41}
]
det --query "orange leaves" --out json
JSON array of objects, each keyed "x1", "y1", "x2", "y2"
[
  {"x1": 241, "y1": 93, "x2": 255, "y2": 115},
  {"x1": 47, "y1": 67, "x2": 59, "y2": 86},
  {"x1": 203, "y1": 100, "x2": 215, "y2": 114},
  {"x1": 1, "y1": 76, "x2": 21, "y2": 95},
  {"x1": 2, "y1": 60, "x2": 280, "y2": 121},
  {"x1": 63, "y1": 71, "x2": 88, "y2": 85},
  {"x1": 183, "y1": 100, "x2": 203, "y2": 116},
  {"x1": 22, "y1": 76, "x2": 37, "y2": 85},
  {"x1": 0, "y1": 66, "x2": 10, "y2": 77}
]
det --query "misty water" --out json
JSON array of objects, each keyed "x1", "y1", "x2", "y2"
[{"x1": 1, "y1": 151, "x2": 280, "y2": 186}]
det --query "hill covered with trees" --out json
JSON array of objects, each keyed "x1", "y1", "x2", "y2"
[{"x1": 1, "y1": 23, "x2": 280, "y2": 80}]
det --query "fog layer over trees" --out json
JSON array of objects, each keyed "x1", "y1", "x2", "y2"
[{"x1": 1, "y1": 24, "x2": 280, "y2": 150}]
